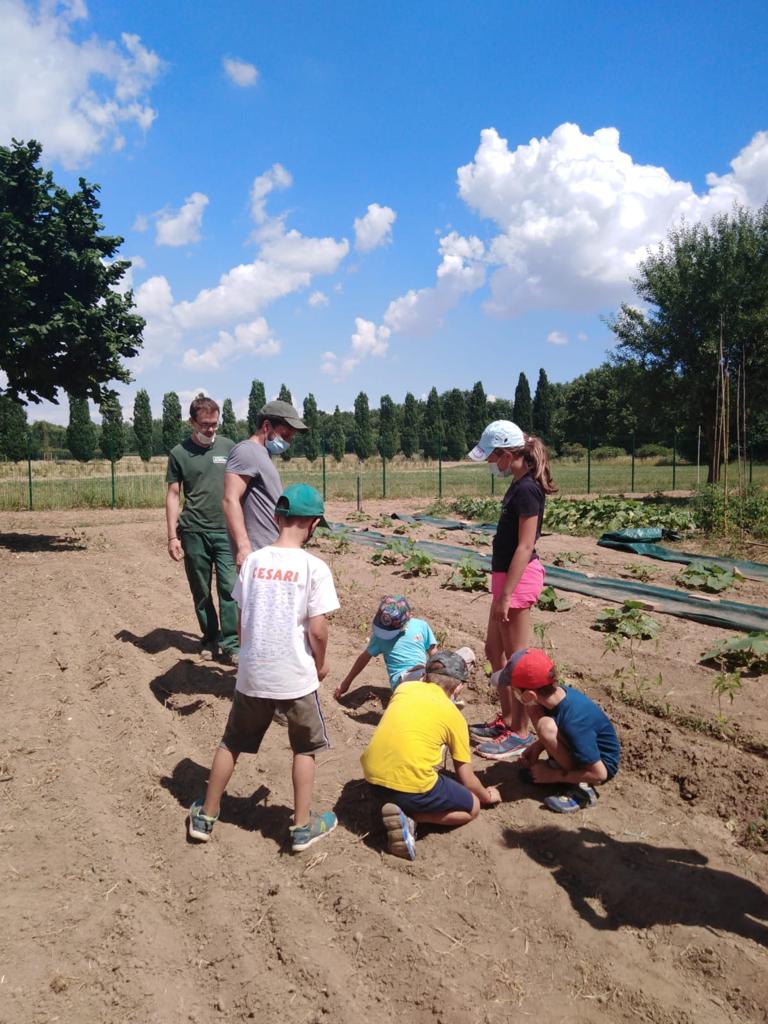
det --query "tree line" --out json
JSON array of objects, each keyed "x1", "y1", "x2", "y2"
[{"x1": 3, "y1": 140, "x2": 768, "y2": 479}]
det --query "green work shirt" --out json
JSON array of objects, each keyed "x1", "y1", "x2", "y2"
[{"x1": 166, "y1": 436, "x2": 235, "y2": 533}]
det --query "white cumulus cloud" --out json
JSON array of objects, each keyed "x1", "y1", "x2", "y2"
[
  {"x1": 354, "y1": 203, "x2": 397, "y2": 252},
  {"x1": 0, "y1": 0, "x2": 163, "y2": 168},
  {"x1": 182, "y1": 318, "x2": 280, "y2": 370},
  {"x1": 155, "y1": 192, "x2": 209, "y2": 247},
  {"x1": 259, "y1": 227, "x2": 349, "y2": 274},
  {"x1": 383, "y1": 232, "x2": 485, "y2": 335},
  {"x1": 250, "y1": 163, "x2": 293, "y2": 224},
  {"x1": 457, "y1": 123, "x2": 768, "y2": 317},
  {"x1": 222, "y1": 56, "x2": 259, "y2": 87},
  {"x1": 547, "y1": 330, "x2": 568, "y2": 346},
  {"x1": 321, "y1": 318, "x2": 390, "y2": 380},
  {"x1": 308, "y1": 291, "x2": 329, "y2": 308}
]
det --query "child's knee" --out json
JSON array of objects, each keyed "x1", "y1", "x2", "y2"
[
  {"x1": 468, "y1": 794, "x2": 480, "y2": 819},
  {"x1": 536, "y1": 717, "x2": 558, "y2": 743}
]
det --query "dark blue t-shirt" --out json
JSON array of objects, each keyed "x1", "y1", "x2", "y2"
[
  {"x1": 548, "y1": 687, "x2": 620, "y2": 778},
  {"x1": 491, "y1": 473, "x2": 545, "y2": 572}
]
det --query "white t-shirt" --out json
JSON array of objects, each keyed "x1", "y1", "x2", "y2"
[{"x1": 233, "y1": 545, "x2": 339, "y2": 699}]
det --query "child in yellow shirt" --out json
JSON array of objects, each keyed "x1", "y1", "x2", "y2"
[{"x1": 360, "y1": 651, "x2": 501, "y2": 860}]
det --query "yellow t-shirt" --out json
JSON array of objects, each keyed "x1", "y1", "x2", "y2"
[{"x1": 360, "y1": 681, "x2": 472, "y2": 793}]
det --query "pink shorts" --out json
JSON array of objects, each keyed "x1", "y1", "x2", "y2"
[{"x1": 491, "y1": 559, "x2": 545, "y2": 609}]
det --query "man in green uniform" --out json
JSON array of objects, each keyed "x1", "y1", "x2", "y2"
[{"x1": 166, "y1": 396, "x2": 239, "y2": 664}]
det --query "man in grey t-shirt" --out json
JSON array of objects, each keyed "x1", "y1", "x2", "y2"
[{"x1": 223, "y1": 400, "x2": 308, "y2": 569}]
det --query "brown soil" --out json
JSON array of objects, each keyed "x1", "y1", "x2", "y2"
[{"x1": 1, "y1": 502, "x2": 767, "y2": 1024}]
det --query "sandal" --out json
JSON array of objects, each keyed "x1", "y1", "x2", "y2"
[{"x1": 544, "y1": 784, "x2": 598, "y2": 814}]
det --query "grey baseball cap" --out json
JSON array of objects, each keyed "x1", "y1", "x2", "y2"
[
  {"x1": 260, "y1": 400, "x2": 307, "y2": 431},
  {"x1": 425, "y1": 650, "x2": 469, "y2": 682}
]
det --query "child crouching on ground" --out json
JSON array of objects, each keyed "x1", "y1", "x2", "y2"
[
  {"x1": 334, "y1": 594, "x2": 437, "y2": 700},
  {"x1": 187, "y1": 484, "x2": 340, "y2": 852},
  {"x1": 360, "y1": 651, "x2": 501, "y2": 860},
  {"x1": 493, "y1": 648, "x2": 621, "y2": 813}
]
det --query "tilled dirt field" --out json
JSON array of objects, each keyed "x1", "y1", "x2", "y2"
[{"x1": 1, "y1": 503, "x2": 767, "y2": 1024}]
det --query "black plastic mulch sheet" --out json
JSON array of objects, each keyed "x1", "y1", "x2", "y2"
[{"x1": 597, "y1": 529, "x2": 768, "y2": 582}]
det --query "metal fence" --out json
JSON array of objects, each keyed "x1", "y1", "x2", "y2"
[{"x1": 1, "y1": 446, "x2": 765, "y2": 512}]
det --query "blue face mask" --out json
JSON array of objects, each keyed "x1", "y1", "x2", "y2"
[{"x1": 266, "y1": 434, "x2": 289, "y2": 456}]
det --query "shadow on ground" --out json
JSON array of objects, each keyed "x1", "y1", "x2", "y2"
[
  {"x1": 0, "y1": 531, "x2": 87, "y2": 553},
  {"x1": 150, "y1": 660, "x2": 234, "y2": 714},
  {"x1": 161, "y1": 757, "x2": 293, "y2": 847},
  {"x1": 117, "y1": 627, "x2": 200, "y2": 656},
  {"x1": 507, "y1": 824, "x2": 768, "y2": 945}
]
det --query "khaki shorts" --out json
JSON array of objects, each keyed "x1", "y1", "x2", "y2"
[{"x1": 220, "y1": 689, "x2": 330, "y2": 756}]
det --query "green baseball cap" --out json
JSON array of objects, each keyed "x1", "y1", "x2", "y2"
[{"x1": 275, "y1": 483, "x2": 328, "y2": 527}]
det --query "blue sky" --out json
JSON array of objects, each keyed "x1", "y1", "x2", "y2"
[{"x1": 2, "y1": 0, "x2": 767, "y2": 425}]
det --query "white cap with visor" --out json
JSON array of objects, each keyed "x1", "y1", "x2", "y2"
[{"x1": 467, "y1": 420, "x2": 525, "y2": 461}]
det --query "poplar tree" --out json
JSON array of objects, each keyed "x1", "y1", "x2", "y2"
[
  {"x1": 378, "y1": 395, "x2": 399, "y2": 459},
  {"x1": 353, "y1": 392, "x2": 374, "y2": 460},
  {"x1": 133, "y1": 389, "x2": 153, "y2": 462},
  {"x1": 99, "y1": 394, "x2": 125, "y2": 461},
  {"x1": 66, "y1": 395, "x2": 95, "y2": 462},
  {"x1": 221, "y1": 398, "x2": 238, "y2": 441},
  {"x1": 421, "y1": 387, "x2": 444, "y2": 460},
  {"x1": 302, "y1": 394, "x2": 320, "y2": 462},
  {"x1": 400, "y1": 392, "x2": 419, "y2": 458},
  {"x1": 161, "y1": 391, "x2": 182, "y2": 452},
  {"x1": 532, "y1": 368, "x2": 554, "y2": 443},
  {"x1": 329, "y1": 406, "x2": 346, "y2": 462},
  {"x1": 442, "y1": 388, "x2": 468, "y2": 460},
  {"x1": 513, "y1": 372, "x2": 533, "y2": 432},
  {"x1": 248, "y1": 380, "x2": 266, "y2": 434},
  {"x1": 466, "y1": 381, "x2": 488, "y2": 447}
]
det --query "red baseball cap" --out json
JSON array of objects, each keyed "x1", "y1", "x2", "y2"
[{"x1": 497, "y1": 648, "x2": 557, "y2": 689}]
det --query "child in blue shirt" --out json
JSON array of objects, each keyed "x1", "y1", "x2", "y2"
[
  {"x1": 333, "y1": 595, "x2": 437, "y2": 700},
  {"x1": 493, "y1": 648, "x2": 620, "y2": 813}
]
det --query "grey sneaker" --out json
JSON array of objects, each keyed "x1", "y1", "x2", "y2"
[
  {"x1": 289, "y1": 810, "x2": 337, "y2": 852},
  {"x1": 381, "y1": 802, "x2": 416, "y2": 861},
  {"x1": 218, "y1": 649, "x2": 239, "y2": 667},
  {"x1": 198, "y1": 642, "x2": 216, "y2": 662},
  {"x1": 188, "y1": 799, "x2": 218, "y2": 842}
]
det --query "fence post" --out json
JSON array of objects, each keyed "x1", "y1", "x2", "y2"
[
  {"x1": 321, "y1": 440, "x2": 327, "y2": 501},
  {"x1": 630, "y1": 431, "x2": 635, "y2": 493},
  {"x1": 382, "y1": 455, "x2": 387, "y2": 499},
  {"x1": 587, "y1": 432, "x2": 592, "y2": 494},
  {"x1": 356, "y1": 463, "x2": 362, "y2": 511},
  {"x1": 749, "y1": 445, "x2": 753, "y2": 485},
  {"x1": 109, "y1": 442, "x2": 116, "y2": 509},
  {"x1": 672, "y1": 428, "x2": 677, "y2": 491},
  {"x1": 26, "y1": 433, "x2": 33, "y2": 511},
  {"x1": 438, "y1": 443, "x2": 443, "y2": 499},
  {"x1": 491, "y1": 471, "x2": 495, "y2": 496}
]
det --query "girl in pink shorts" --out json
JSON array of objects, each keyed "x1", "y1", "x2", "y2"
[{"x1": 466, "y1": 420, "x2": 558, "y2": 760}]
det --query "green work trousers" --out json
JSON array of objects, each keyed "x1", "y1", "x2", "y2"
[{"x1": 180, "y1": 529, "x2": 239, "y2": 654}]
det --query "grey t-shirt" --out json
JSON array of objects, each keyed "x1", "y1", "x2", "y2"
[{"x1": 225, "y1": 439, "x2": 282, "y2": 550}]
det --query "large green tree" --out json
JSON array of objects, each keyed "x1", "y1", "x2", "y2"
[
  {"x1": 329, "y1": 405, "x2": 346, "y2": 462},
  {"x1": 532, "y1": 368, "x2": 554, "y2": 444},
  {"x1": 67, "y1": 395, "x2": 95, "y2": 462},
  {"x1": 133, "y1": 389, "x2": 153, "y2": 462},
  {"x1": 161, "y1": 391, "x2": 182, "y2": 453},
  {"x1": 400, "y1": 392, "x2": 420, "y2": 458},
  {"x1": 247, "y1": 379, "x2": 266, "y2": 434},
  {"x1": 610, "y1": 205, "x2": 768, "y2": 480},
  {"x1": 0, "y1": 140, "x2": 144, "y2": 406},
  {"x1": 513, "y1": 372, "x2": 533, "y2": 432},
  {"x1": 302, "y1": 393, "x2": 321, "y2": 462},
  {"x1": 378, "y1": 394, "x2": 399, "y2": 459},
  {"x1": 466, "y1": 381, "x2": 488, "y2": 447},
  {"x1": 421, "y1": 387, "x2": 444, "y2": 460},
  {"x1": 353, "y1": 391, "x2": 374, "y2": 460},
  {"x1": 99, "y1": 394, "x2": 125, "y2": 461},
  {"x1": 442, "y1": 388, "x2": 468, "y2": 460},
  {"x1": 221, "y1": 398, "x2": 238, "y2": 441},
  {"x1": 0, "y1": 395, "x2": 28, "y2": 461}
]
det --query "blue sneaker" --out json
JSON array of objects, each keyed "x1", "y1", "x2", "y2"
[
  {"x1": 381, "y1": 802, "x2": 416, "y2": 861},
  {"x1": 188, "y1": 799, "x2": 218, "y2": 842},
  {"x1": 476, "y1": 730, "x2": 535, "y2": 761},
  {"x1": 290, "y1": 810, "x2": 337, "y2": 852}
]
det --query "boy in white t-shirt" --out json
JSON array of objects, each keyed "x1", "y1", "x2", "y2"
[{"x1": 188, "y1": 484, "x2": 340, "y2": 853}]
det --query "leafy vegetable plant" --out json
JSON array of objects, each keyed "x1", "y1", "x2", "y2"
[
  {"x1": 443, "y1": 556, "x2": 488, "y2": 592},
  {"x1": 675, "y1": 561, "x2": 735, "y2": 593},
  {"x1": 536, "y1": 585, "x2": 572, "y2": 612},
  {"x1": 403, "y1": 549, "x2": 436, "y2": 577},
  {"x1": 701, "y1": 632, "x2": 768, "y2": 672},
  {"x1": 621, "y1": 562, "x2": 655, "y2": 582}
]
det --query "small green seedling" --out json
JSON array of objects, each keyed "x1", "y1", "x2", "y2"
[
  {"x1": 711, "y1": 670, "x2": 743, "y2": 723},
  {"x1": 533, "y1": 621, "x2": 555, "y2": 657},
  {"x1": 594, "y1": 600, "x2": 661, "y2": 695},
  {"x1": 745, "y1": 805, "x2": 768, "y2": 851},
  {"x1": 403, "y1": 549, "x2": 436, "y2": 577},
  {"x1": 536, "y1": 586, "x2": 572, "y2": 612},
  {"x1": 552, "y1": 551, "x2": 587, "y2": 567},
  {"x1": 370, "y1": 548, "x2": 401, "y2": 566},
  {"x1": 329, "y1": 530, "x2": 351, "y2": 554},
  {"x1": 621, "y1": 562, "x2": 655, "y2": 582},
  {"x1": 675, "y1": 561, "x2": 735, "y2": 593},
  {"x1": 462, "y1": 532, "x2": 488, "y2": 548},
  {"x1": 346, "y1": 511, "x2": 370, "y2": 523},
  {"x1": 443, "y1": 556, "x2": 488, "y2": 592},
  {"x1": 701, "y1": 632, "x2": 768, "y2": 672}
]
